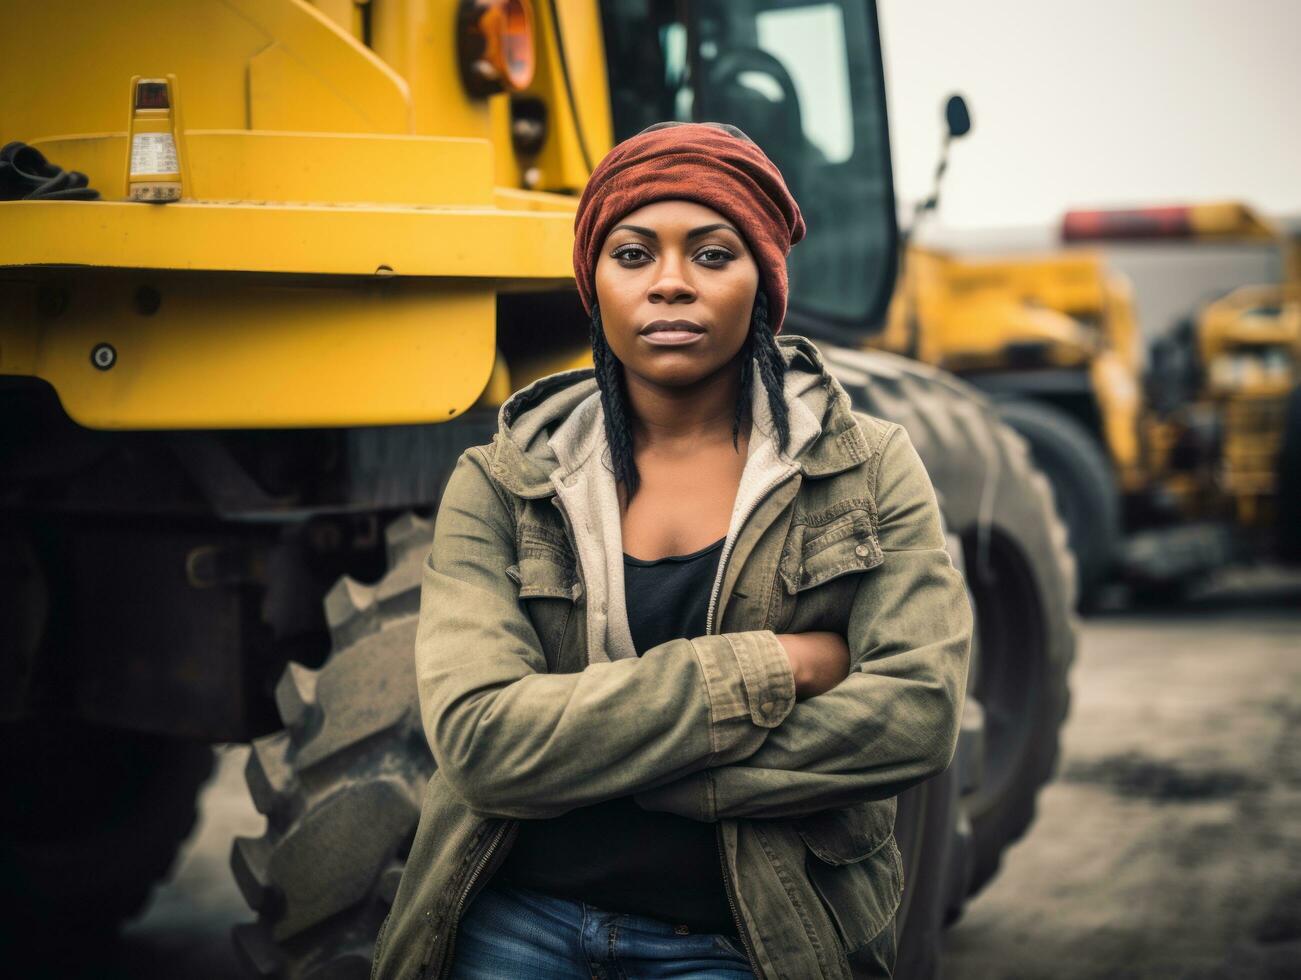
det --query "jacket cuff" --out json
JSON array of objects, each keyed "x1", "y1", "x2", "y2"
[{"x1": 690, "y1": 630, "x2": 796, "y2": 734}]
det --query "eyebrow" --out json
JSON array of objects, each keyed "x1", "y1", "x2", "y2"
[{"x1": 611, "y1": 222, "x2": 741, "y2": 241}]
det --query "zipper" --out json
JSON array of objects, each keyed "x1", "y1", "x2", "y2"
[
  {"x1": 705, "y1": 463, "x2": 799, "y2": 980},
  {"x1": 705, "y1": 467, "x2": 797, "y2": 635},
  {"x1": 716, "y1": 823, "x2": 763, "y2": 978},
  {"x1": 427, "y1": 819, "x2": 517, "y2": 979}
]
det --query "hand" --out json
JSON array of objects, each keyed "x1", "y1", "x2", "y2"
[{"x1": 776, "y1": 631, "x2": 851, "y2": 700}]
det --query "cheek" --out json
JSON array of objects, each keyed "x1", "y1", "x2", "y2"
[
  {"x1": 593, "y1": 262, "x2": 630, "y2": 336},
  {"x1": 593, "y1": 266, "x2": 639, "y2": 350},
  {"x1": 719, "y1": 269, "x2": 760, "y2": 344}
]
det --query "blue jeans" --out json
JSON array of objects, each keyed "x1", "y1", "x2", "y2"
[{"x1": 447, "y1": 879, "x2": 756, "y2": 978}]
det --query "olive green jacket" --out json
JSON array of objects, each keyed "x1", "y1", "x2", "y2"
[{"x1": 371, "y1": 335, "x2": 973, "y2": 979}]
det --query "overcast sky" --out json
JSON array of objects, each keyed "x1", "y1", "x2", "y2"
[{"x1": 878, "y1": 0, "x2": 1301, "y2": 231}]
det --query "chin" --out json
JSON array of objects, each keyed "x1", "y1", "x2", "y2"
[{"x1": 628, "y1": 355, "x2": 725, "y2": 389}]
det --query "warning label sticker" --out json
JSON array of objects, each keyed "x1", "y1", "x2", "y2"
[{"x1": 130, "y1": 133, "x2": 179, "y2": 176}]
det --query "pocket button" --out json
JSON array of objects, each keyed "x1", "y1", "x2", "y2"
[{"x1": 854, "y1": 544, "x2": 870, "y2": 557}]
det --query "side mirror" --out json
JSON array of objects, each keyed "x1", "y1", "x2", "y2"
[
  {"x1": 903, "y1": 93, "x2": 973, "y2": 249},
  {"x1": 945, "y1": 94, "x2": 972, "y2": 140}
]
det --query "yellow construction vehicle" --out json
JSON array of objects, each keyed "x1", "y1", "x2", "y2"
[
  {"x1": 874, "y1": 240, "x2": 1141, "y2": 600},
  {"x1": 875, "y1": 95, "x2": 1298, "y2": 602},
  {"x1": 0, "y1": 4, "x2": 1077, "y2": 977},
  {"x1": 1130, "y1": 220, "x2": 1301, "y2": 586}
]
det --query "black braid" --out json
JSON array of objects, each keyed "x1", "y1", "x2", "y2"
[
  {"x1": 590, "y1": 288, "x2": 789, "y2": 502},
  {"x1": 589, "y1": 304, "x2": 641, "y2": 495},
  {"x1": 749, "y1": 289, "x2": 790, "y2": 455},
  {"x1": 731, "y1": 330, "x2": 754, "y2": 451}
]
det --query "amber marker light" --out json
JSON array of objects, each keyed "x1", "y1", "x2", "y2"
[{"x1": 457, "y1": 0, "x2": 536, "y2": 97}]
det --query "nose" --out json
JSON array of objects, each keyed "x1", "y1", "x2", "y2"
[{"x1": 648, "y1": 249, "x2": 695, "y2": 304}]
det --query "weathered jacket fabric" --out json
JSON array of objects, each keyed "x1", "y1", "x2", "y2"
[{"x1": 371, "y1": 335, "x2": 973, "y2": 979}]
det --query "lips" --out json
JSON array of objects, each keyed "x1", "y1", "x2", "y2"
[{"x1": 639, "y1": 319, "x2": 707, "y2": 347}]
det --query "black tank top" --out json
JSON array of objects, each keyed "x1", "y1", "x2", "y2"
[{"x1": 494, "y1": 536, "x2": 738, "y2": 936}]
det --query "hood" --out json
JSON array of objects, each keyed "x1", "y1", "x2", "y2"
[{"x1": 486, "y1": 335, "x2": 872, "y2": 499}]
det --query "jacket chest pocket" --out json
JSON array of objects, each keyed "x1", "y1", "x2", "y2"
[
  {"x1": 797, "y1": 798, "x2": 903, "y2": 956},
  {"x1": 505, "y1": 522, "x2": 583, "y2": 673},
  {"x1": 772, "y1": 499, "x2": 883, "y2": 633}
]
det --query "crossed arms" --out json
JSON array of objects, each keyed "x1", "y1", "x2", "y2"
[{"x1": 415, "y1": 428, "x2": 972, "y2": 823}]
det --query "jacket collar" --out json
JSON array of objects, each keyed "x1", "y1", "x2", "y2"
[{"x1": 487, "y1": 335, "x2": 869, "y2": 499}]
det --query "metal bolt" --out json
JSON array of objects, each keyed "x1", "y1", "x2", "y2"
[{"x1": 91, "y1": 343, "x2": 117, "y2": 371}]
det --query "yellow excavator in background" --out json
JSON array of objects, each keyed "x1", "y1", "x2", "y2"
[
  {"x1": 1062, "y1": 204, "x2": 1300, "y2": 594},
  {"x1": 0, "y1": 4, "x2": 1079, "y2": 978},
  {"x1": 876, "y1": 95, "x2": 1299, "y2": 604}
]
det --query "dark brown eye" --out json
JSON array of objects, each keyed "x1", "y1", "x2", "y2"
[
  {"x1": 612, "y1": 245, "x2": 650, "y2": 263},
  {"x1": 696, "y1": 247, "x2": 733, "y2": 264}
]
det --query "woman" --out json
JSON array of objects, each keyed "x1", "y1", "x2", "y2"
[{"x1": 372, "y1": 122, "x2": 972, "y2": 980}]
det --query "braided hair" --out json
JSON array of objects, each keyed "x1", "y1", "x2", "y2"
[{"x1": 589, "y1": 286, "x2": 790, "y2": 500}]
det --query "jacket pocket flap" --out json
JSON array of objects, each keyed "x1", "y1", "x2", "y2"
[
  {"x1": 799, "y1": 797, "x2": 903, "y2": 956},
  {"x1": 796, "y1": 797, "x2": 896, "y2": 865},
  {"x1": 804, "y1": 835, "x2": 904, "y2": 955},
  {"x1": 512, "y1": 524, "x2": 581, "y2": 601},
  {"x1": 779, "y1": 506, "x2": 883, "y2": 595}
]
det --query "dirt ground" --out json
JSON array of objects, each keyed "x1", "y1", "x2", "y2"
[
  {"x1": 939, "y1": 570, "x2": 1301, "y2": 980},
  {"x1": 70, "y1": 572, "x2": 1301, "y2": 978}
]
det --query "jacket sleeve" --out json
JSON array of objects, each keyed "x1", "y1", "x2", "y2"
[
  {"x1": 633, "y1": 424, "x2": 973, "y2": 821},
  {"x1": 414, "y1": 447, "x2": 796, "y2": 820}
]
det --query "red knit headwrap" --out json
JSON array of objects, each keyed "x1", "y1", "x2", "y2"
[{"x1": 572, "y1": 122, "x2": 806, "y2": 334}]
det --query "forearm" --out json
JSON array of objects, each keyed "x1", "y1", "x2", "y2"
[
  {"x1": 419, "y1": 562, "x2": 796, "y2": 818},
  {"x1": 634, "y1": 614, "x2": 968, "y2": 822}
]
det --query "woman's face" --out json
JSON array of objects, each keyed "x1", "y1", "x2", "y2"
[{"x1": 594, "y1": 199, "x2": 759, "y2": 389}]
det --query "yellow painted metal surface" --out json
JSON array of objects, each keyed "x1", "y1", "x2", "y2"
[
  {"x1": 1186, "y1": 201, "x2": 1277, "y2": 240},
  {"x1": 874, "y1": 243, "x2": 1152, "y2": 488},
  {"x1": 30, "y1": 131, "x2": 496, "y2": 206},
  {"x1": 551, "y1": 1, "x2": 616, "y2": 176},
  {"x1": 0, "y1": 0, "x2": 612, "y2": 428},
  {"x1": 1198, "y1": 284, "x2": 1301, "y2": 376},
  {"x1": 365, "y1": 0, "x2": 495, "y2": 140},
  {"x1": 877, "y1": 247, "x2": 1106, "y2": 370},
  {"x1": 0, "y1": 272, "x2": 496, "y2": 429},
  {"x1": 0, "y1": 0, "x2": 411, "y2": 141},
  {"x1": 1, "y1": 200, "x2": 575, "y2": 279},
  {"x1": 312, "y1": 0, "x2": 364, "y2": 39},
  {"x1": 1089, "y1": 349, "x2": 1144, "y2": 490}
]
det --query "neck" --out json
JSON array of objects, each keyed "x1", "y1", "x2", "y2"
[{"x1": 623, "y1": 352, "x2": 749, "y2": 453}]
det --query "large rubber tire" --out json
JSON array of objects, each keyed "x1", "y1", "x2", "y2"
[
  {"x1": 231, "y1": 514, "x2": 435, "y2": 980},
  {"x1": 1278, "y1": 384, "x2": 1301, "y2": 562},
  {"x1": 0, "y1": 722, "x2": 214, "y2": 955},
  {"x1": 822, "y1": 346, "x2": 1077, "y2": 902},
  {"x1": 994, "y1": 398, "x2": 1122, "y2": 607}
]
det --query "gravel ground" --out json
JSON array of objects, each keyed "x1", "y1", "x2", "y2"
[{"x1": 43, "y1": 572, "x2": 1301, "y2": 979}]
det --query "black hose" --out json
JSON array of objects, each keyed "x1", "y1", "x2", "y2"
[
  {"x1": 0, "y1": 141, "x2": 100, "y2": 200},
  {"x1": 544, "y1": 3, "x2": 593, "y2": 175}
]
